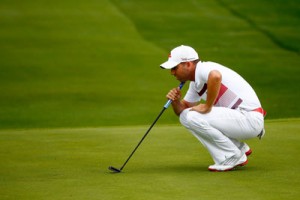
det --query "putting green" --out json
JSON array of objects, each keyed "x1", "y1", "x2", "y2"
[{"x1": 0, "y1": 119, "x2": 299, "y2": 199}]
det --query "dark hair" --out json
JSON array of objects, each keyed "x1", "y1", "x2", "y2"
[{"x1": 192, "y1": 59, "x2": 200, "y2": 65}]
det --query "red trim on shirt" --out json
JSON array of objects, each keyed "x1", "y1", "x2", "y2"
[
  {"x1": 214, "y1": 84, "x2": 228, "y2": 105},
  {"x1": 198, "y1": 84, "x2": 207, "y2": 96}
]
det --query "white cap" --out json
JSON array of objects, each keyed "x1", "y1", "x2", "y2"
[{"x1": 160, "y1": 45, "x2": 199, "y2": 69}]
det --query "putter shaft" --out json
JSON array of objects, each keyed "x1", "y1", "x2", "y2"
[{"x1": 109, "y1": 82, "x2": 185, "y2": 172}]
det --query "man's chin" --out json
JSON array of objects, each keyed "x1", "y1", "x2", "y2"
[{"x1": 176, "y1": 77, "x2": 184, "y2": 82}]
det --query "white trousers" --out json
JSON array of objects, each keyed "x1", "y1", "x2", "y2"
[{"x1": 179, "y1": 107, "x2": 264, "y2": 164}]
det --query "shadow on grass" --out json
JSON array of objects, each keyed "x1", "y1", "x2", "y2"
[{"x1": 104, "y1": 163, "x2": 265, "y2": 174}]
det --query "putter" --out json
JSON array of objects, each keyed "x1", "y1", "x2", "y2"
[{"x1": 109, "y1": 82, "x2": 185, "y2": 173}]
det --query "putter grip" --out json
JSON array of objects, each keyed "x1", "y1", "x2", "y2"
[{"x1": 163, "y1": 82, "x2": 185, "y2": 109}]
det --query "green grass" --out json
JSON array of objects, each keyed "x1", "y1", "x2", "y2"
[
  {"x1": 0, "y1": 119, "x2": 299, "y2": 200},
  {"x1": 1, "y1": 1, "x2": 299, "y2": 199},
  {"x1": 0, "y1": 0, "x2": 300, "y2": 129},
  {"x1": 111, "y1": 0, "x2": 300, "y2": 118}
]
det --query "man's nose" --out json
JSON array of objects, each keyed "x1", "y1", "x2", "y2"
[{"x1": 170, "y1": 69, "x2": 175, "y2": 75}]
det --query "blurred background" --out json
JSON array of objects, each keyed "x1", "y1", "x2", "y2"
[{"x1": 0, "y1": 0, "x2": 299, "y2": 129}]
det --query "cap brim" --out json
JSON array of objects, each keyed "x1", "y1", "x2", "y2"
[{"x1": 160, "y1": 60, "x2": 180, "y2": 69}]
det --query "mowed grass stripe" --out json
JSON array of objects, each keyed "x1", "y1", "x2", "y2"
[
  {"x1": 0, "y1": 0, "x2": 171, "y2": 129},
  {"x1": 0, "y1": 119, "x2": 299, "y2": 200},
  {"x1": 1, "y1": 0, "x2": 300, "y2": 129},
  {"x1": 112, "y1": 0, "x2": 300, "y2": 119}
]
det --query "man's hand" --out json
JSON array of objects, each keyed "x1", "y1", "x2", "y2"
[
  {"x1": 166, "y1": 87, "x2": 182, "y2": 102},
  {"x1": 166, "y1": 87, "x2": 186, "y2": 116}
]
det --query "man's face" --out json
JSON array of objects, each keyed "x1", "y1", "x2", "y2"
[{"x1": 170, "y1": 62, "x2": 189, "y2": 82}]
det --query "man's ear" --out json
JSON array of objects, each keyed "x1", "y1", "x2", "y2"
[{"x1": 186, "y1": 61, "x2": 193, "y2": 70}]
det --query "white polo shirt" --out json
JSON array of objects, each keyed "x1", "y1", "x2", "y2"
[{"x1": 184, "y1": 61, "x2": 262, "y2": 111}]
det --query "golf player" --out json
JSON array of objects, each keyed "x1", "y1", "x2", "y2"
[{"x1": 160, "y1": 45, "x2": 266, "y2": 172}]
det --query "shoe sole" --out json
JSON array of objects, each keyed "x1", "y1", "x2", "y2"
[
  {"x1": 208, "y1": 168, "x2": 233, "y2": 172},
  {"x1": 245, "y1": 149, "x2": 252, "y2": 156},
  {"x1": 208, "y1": 159, "x2": 248, "y2": 172},
  {"x1": 237, "y1": 159, "x2": 248, "y2": 167}
]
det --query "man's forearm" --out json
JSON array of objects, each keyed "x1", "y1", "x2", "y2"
[{"x1": 171, "y1": 100, "x2": 189, "y2": 116}]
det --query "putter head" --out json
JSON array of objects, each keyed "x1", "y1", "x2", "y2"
[{"x1": 108, "y1": 166, "x2": 122, "y2": 173}]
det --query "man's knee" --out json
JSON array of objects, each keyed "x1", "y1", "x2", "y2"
[
  {"x1": 180, "y1": 109, "x2": 209, "y2": 131},
  {"x1": 179, "y1": 109, "x2": 190, "y2": 128}
]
